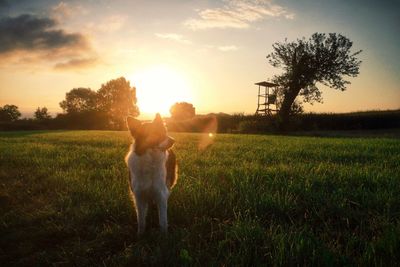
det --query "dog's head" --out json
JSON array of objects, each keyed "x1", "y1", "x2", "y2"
[{"x1": 127, "y1": 113, "x2": 175, "y2": 155}]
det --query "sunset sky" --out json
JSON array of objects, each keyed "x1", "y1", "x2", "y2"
[{"x1": 0, "y1": 0, "x2": 399, "y2": 119}]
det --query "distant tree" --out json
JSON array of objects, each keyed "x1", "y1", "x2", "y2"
[
  {"x1": 97, "y1": 77, "x2": 139, "y2": 129},
  {"x1": 170, "y1": 102, "x2": 195, "y2": 120},
  {"x1": 0, "y1": 104, "x2": 21, "y2": 122},
  {"x1": 267, "y1": 33, "x2": 362, "y2": 123},
  {"x1": 59, "y1": 88, "x2": 98, "y2": 113},
  {"x1": 34, "y1": 107, "x2": 51, "y2": 120}
]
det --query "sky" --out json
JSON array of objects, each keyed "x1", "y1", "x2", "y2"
[{"x1": 0, "y1": 0, "x2": 399, "y2": 119}]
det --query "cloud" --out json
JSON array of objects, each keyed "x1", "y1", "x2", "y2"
[
  {"x1": 218, "y1": 45, "x2": 238, "y2": 51},
  {"x1": 0, "y1": 0, "x2": 9, "y2": 7},
  {"x1": 155, "y1": 33, "x2": 192, "y2": 44},
  {"x1": 54, "y1": 57, "x2": 98, "y2": 70},
  {"x1": 0, "y1": 0, "x2": 27, "y2": 7},
  {"x1": 184, "y1": 0, "x2": 294, "y2": 30},
  {"x1": 52, "y1": 2, "x2": 73, "y2": 19},
  {"x1": 0, "y1": 14, "x2": 96, "y2": 70},
  {"x1": 0, "y1": 14, "x2": 88, "y2": 53},
  {"x1": 52, "y1": 1, "x2": 88, "y2": 21},
  {"x1": 86, "y1": 15, "x2": 127, "y2": 33}
]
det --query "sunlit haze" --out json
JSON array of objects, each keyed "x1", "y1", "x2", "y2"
[
  {"x1": 0, "y1": 0, "x2": 399, "y2": 119},
  {"x1": 129, "y1": 65, "x2": 193, "y2": 116}
]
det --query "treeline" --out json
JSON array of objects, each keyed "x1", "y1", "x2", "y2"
[
  {"x1": 165, "y1": 110, "x2": 400, "y2": 134},
  {"x1": 0, "y1": 77, "x2": 139, "y2": 131},
  {"x1": 1, "y1": 108, "x2": 399, "y2": 133},
  {"x1": 1, "y1": 78, "x2": 399, "y2": 133}
]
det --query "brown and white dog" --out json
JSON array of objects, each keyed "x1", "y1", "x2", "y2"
[{"x1": 125, "y1": 113, "x2": 177, "y2": 235}]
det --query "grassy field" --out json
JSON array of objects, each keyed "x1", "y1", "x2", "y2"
[{"x1": 1, "y1": 131, "x2": 399, "y2": 266}]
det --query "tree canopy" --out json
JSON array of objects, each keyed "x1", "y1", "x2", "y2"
[
  {"x1": 170, "y1": 102, "x2": 195, "y2": 121},
  {"x1": 97, "y1": 77, "x2": 139, "y2": 129},
  {"x1": 0, "y1": 104, "x2": 21, "y2": 122},
  {"x1": 59, "y1": 77, "x2": 139, "y2": 129},
  {"x1": 267, "y1": 33, "x2": 362, "y2": 121},
  {"x1": 34, "y1": 107, "x2": 51, "y2": 120},
  {"x1": 59, "y1": 88, "x2": 98, "y2": 113}
]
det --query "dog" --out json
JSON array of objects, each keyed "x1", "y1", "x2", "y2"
[{"x1": 125, "y1": 113, "x2": 177, "y2": 235}]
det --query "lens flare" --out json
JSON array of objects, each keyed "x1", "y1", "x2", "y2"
[{"x1": 198, "y1": 116, "x2": 217, "y2": 150}]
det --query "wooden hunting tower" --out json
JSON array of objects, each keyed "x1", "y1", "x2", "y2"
[{"x1": 255, "y1": 81, "x2": 279, "y2": 116}]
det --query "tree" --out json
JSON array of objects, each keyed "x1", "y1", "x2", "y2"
[
  {"x1": 58, "y1": 78, "x2": 139, "y2": 130},
  {"x1": 274, "y1": 88, "x2": 304, "y2": 116},
  {"x1": 170, "y1": 102, "x2": 195, "y2": 120},
  {"x1": 34, "y1": 107, "x2": 51, "y2": 120},
  {"x1": 59, "y1": 88, "x2": 98, "y2": 113},
  {"x1": 267, "y1": 33, "x2": 362, "y2": 123},
  {"x1": 0, "y1": 104, "x2": 21, "y2": 122},
  {"x1": 97, "y1": 77, "x2": 139, "y2": 129}
]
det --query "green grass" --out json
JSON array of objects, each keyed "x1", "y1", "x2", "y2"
[{"x1": 1, "y1": 131, "x2": 399, "y2": 266}]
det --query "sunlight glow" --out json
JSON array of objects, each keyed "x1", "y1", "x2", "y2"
[{"x1": 129, "y1": 65, "x2": 193, "y2": 117}]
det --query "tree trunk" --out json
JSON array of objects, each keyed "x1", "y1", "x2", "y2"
[{"x1": 278, "y1": 86, "x2": 301, "y2": 126}]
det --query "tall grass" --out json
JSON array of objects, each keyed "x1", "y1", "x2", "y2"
[{"x1": 1, "y1": 131, "x2": 399, "y2": 266}]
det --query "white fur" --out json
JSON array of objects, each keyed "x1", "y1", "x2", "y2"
[{"x1": 125, "y1": 143, "x2": 171, "y2": 235}]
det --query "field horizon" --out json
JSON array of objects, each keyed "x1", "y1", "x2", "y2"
[{"x1": 1, "y1": 130, "x2": 399, "y2": 266}]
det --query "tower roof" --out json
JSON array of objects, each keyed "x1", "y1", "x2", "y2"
[{"x1": 255, "y1": 81, "x2": 279, "y2": 87}]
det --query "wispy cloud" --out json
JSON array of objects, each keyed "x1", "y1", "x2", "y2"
[
  {"x1": 52, "y1": 1, "x2": 88, "y2": 21},
  {"x1": 52, "y1": 2, "x2": 73, "y2": 20},
  {"x1": 54, "y1": 57, "x2": 98, "y2": 70},
  {"x1": 85, "y1": 15, "x2": 127, "y2": 33},
  {"x1": 98, "y1": 15, "x2": 126, "y2": 32},
  {"x1": 184, "y1": 0, "x2": 294, "y2": 30},
  {"x1": 155, "y1": 33, "x2": 192, "y2": 45},
  {"x1": 218, "y1": 45, "x2": 238, "y2": 51}
]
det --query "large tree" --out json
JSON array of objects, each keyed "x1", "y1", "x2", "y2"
[
  {"x1": 97, "y1": 77, "x2": 139, "y2": 129},
  {"x1": 0, "y1": 104, "x2": 21, "y2": 122},
  {"x1": 59, "y1": 88, "x2": 98, "y2": 113},
  {"x1": 267, "y1": 33, "x2": 362, "y2": 123},
  {"x1": 58, "y1": 77, "x2": 138, "y2": 129},
  {"x1": 170, "y1": 102, "x2": 195, "y2": 121}
]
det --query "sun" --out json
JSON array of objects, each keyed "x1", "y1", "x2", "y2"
[{"x1": 129, "y1": 65, "x2": 193, "y2": 117}]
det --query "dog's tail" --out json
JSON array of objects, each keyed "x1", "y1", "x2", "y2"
[{"x1": 166, "y1": 149, "x2": 178, "y2": 189}]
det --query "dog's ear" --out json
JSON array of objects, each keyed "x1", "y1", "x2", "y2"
[
  {"x1": 153, "y1": 113, "x2": 163, "y2": 124},
  {"x1": 126, "y1": 116, "x2": 141, "y2": 138},
  {"x1": 153, "y1": 113, "x2": 167, "y2": 135}
]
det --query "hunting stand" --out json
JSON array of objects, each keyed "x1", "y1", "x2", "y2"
[{"x1": 255, "y1": 81, "x2": 279, "y2": 116}]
